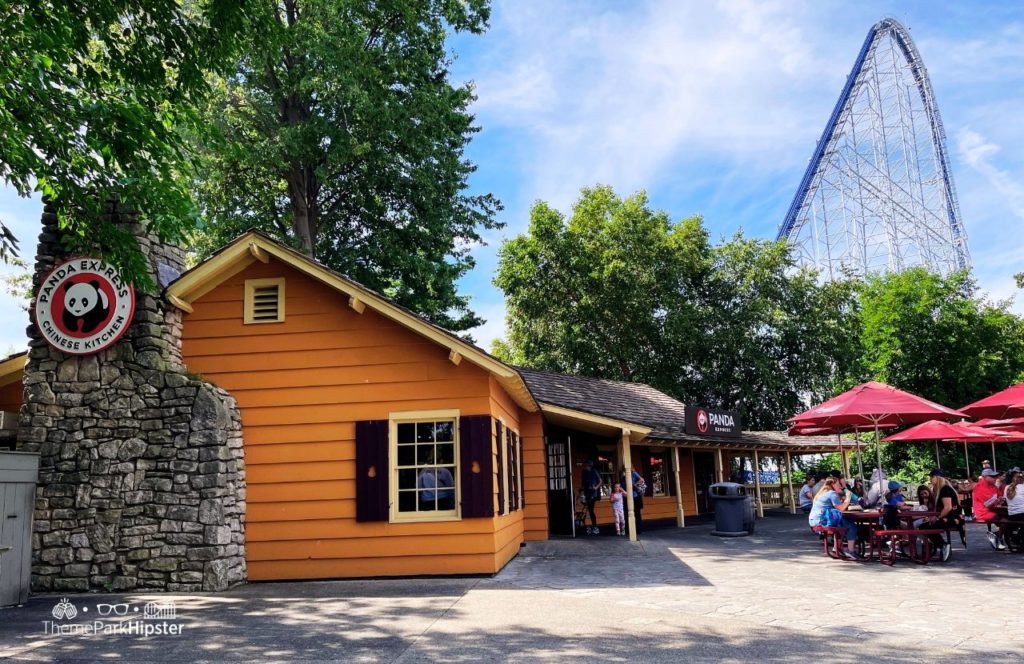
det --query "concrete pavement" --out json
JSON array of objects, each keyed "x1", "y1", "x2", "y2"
[{"x1": 1, "y1": 513, "x2": 1019, "y2": 662}]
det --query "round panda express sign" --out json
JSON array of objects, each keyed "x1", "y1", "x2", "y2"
[{"x1": 34, "y1": 258, "x2": 135, "y2": 355}]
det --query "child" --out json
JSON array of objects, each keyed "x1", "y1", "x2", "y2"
[{"x1": 610, "y1": 482, "x2": 626, "y2": 536}]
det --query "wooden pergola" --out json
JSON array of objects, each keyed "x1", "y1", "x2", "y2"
[{"x1": 644, "y1": 430, "x2": 844, "y2": 521}]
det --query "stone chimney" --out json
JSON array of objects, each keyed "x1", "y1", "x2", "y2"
[{"x1": 18, "y1": 202, "x2": 246, "y2": 592}]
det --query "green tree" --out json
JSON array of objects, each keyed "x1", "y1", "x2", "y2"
[
  {"x1": 860, "y1": 268, "x2": 1024, "y2": 408},
  {"x1": 495, "y1": 186, "x2": 860, "y2": 429},
  {"x1": 0, "y1": 1, "x2": 247, "y2": 287},
  {"x1": 859, "y1": 268, "x2": 1024, "y2": 476},
  {"x1": 192, "y1": 0, "x2": 499, "y2": 332}
]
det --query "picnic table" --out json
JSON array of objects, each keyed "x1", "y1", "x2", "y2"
[{"x1": 818, "y1": 509, "x2": 951, "y2": 564}]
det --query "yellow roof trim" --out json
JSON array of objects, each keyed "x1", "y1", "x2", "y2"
[
  {"x1": 0, "y1": 352, "x2": 27, "y2": 388},
  {"x1": 539, "y1": 402, "x2": 651, "y2": 441},
  {"x1": 168, "y1": 233, "x2": 539, "y2": 412}
]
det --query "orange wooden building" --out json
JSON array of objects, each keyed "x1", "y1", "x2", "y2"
[{"x1": 7, "y1": 231, "x2": 841, "y2": 581}]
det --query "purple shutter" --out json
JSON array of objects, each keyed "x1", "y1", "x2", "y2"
[
  {"x1": 355, "y1": 420, "x2": 389, "y2": 522},
  {"x1": 508, "y1": 431, "x2": 519, "y2": 511},
  {"x1": 459, "y1": 415, "x2": 494, "y2": 518},
  {"x1": 505, "y1": 431, "x2": 514, "y2": 512},
  {"x1": 495, "y1": 420, "x2": 505, "y2": 515},
  {"x1": 516, "y1": 431, "x2": 525, "y2": 509}
]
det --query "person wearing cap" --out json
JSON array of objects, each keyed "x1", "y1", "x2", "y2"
[
  {"x1": 880, "y1": 480, "x2": 907, "y2": 531},
  {"x1": 981, "y1": 459, "x2": 992, "y2": 472},
  {"x1": 918, "y1": 469, "x2": 964, "y2": 562},
  {"x1": 973, "y1": 468, "x2": 1004, "y2": 530},
  {"x1": 885, "y1": 480, "x2": 907, "y2": 508}
]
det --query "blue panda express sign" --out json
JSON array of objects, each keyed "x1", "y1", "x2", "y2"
[
  {"x1": 686, "y1": 405, "x2": 742, "y2": 438},
  {"x1": 34, "y1": 258, "x2": 135, "y2": 355}
]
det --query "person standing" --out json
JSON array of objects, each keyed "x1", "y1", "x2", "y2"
[
  {"x1": 609, "y1": 483, "x2": 627, "y2": 536},
  {"x1": 623, "y1": 468, "x2": 647, "y2": 537},
  {"x1": 581, "y1": 460, "x2": 603, "y2": 535}
]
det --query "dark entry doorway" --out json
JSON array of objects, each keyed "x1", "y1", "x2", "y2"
[
  {"x1": 693, "y1": 451, "x2": 716, "y2": 513},
  {"x1": 546, "y1": 431, "x2": 575, "y2": 536}
]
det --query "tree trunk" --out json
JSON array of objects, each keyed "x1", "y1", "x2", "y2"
[{"x1": 286, "y1": 172, "x2": 315, "y2": 256}]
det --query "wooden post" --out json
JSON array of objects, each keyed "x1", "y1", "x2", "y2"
[
  {"x1": 840, "y1": 445, "x2": 850, "y2": 479},
  {"x1": 672, "y1": 446, "x2": 685, "y2": 527},
  {"x1": 621, "y1": 429, "x2": 637, "y2": 542},
  {"x1": 715, "y1": 448, "x2": 724, "y2": 482},
  {"x1": 753, "y1": 449, "x2": 764, "y2": 518},
  {"x1": 691, "y1": 450, "x2": 700, "y2": 515},
  {"x1": 785, "y1": 451, "x2": 796, "y2": 514}
]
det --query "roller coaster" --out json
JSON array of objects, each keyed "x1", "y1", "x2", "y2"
[{"x1": 777, "y1": 18, "x2": 971, "y2": 279}]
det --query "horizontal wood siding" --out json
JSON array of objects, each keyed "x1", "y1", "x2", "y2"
[
  {"x1": 0, "y1": 380, "x2": 22, "y2": 412},
  {"x1": 181, "y1": 258, "x2": 517, "y2": 580},
  {"x1": 520, "y1": 411, "x2": 548, "y2": 540}
]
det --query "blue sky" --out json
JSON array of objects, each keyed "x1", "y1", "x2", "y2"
[{"x1": 2, "y1": 0, "x2": 1024, "y2": 354}]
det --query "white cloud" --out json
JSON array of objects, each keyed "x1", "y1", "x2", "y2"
[
  {"x1": 956, "y1": 128, "x2": 1024, "y2": 222},
  {"x1": 463, "y1": 0, "x2": 844, "y2": 211}
]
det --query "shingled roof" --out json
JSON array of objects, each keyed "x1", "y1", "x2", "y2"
[
  {"x1": 517, "y1": 368, "x2": 685, "y2": 430},
  {"x1": 517, "y1": 367, "x2": 841, "y2": 452}
]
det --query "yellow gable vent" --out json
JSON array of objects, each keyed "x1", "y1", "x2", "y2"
[{"x1": 244, "y1": 278, "x2": 285, "y2": 324}]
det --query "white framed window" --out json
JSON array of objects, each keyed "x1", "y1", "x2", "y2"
[
  {"x1": 389, "y1": 409, "x2": 460, "y2": 522},
  {"x1": 243, "y1": 277, "x2": 286, "y2": 324}
]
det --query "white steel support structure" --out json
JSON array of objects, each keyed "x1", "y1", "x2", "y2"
[{"x1": 777, "y1": 18, "x2": 970, "y2": 279}]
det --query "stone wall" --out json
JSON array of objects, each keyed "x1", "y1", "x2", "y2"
[{"x1": 17, "y1": 202, "x2": 247, "y2": 592}]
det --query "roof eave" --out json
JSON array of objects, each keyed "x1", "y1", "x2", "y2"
[{"x1": 167, "y1": 232, "x2": 539, "y2": 412}]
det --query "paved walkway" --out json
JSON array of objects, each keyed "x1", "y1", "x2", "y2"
[{"x1": 1, "y1": 513, "x2": 1019, "y2": 662}]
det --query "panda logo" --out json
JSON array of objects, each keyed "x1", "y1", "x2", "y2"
[
  {"x1": 696, "y1": 409, "x2": 709, "y2": 433},
  {"x1": 62, "y1": 280, "x2": 110, "y2": 334},
  {"x1": 34, "y1": 257, "x2": 135, "y2": 355}
]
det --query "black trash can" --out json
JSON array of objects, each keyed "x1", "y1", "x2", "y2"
[{"x1": 709, "y1": 482, "x2": 755, "y2": 537}]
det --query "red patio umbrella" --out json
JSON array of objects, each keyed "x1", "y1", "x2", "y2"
[
  {"x1": 973, "y1": 417, "x2": 1024, "y2": 433},
  {"x1": 882, "y1": 419, "x2": 992, "y2": 469},
  {"x1": 960, "y1": 384, "x2": 1024, "y2": 419},
  {"x1": 788, "y1": 423, "x2": 866, "y2": 480},
  {"x1": 789, "y1": 381, "x2": 964, "y2": 496},
  {"x1": 950, "y1": 421, "x2": 1024, "y2": 473}
]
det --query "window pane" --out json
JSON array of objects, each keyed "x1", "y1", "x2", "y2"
[
  {"x1": 417, "y1": 444, "x2": 434, "y2": 465},
  {"x1": 397, "y1": 444, "x2": 415, "y2": 467},
  {"x1": 398, "y1": 468, "x2": 417, "y2": 490},
  {"x1": 434, "y1": 466, "x2": 456, "y2": 495},
  {"x1": 435, "y1": 420, "x2": 454, "y2": 442},
  {"x1": 397, "y1": 423, "x2": 415, "y2": 444},
  {"x1": 418, "y1": 490, "x2": 437, "y2": 512},
  {"x1": 398, "y1": 491, "x2": 417, "y2": 512},
  {"x1": 436, "y1": 443, "x2": 455, "y2": 465},
  {"x1": 417, "y1": 422, "x2": 434, "y2": 443}
]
